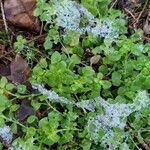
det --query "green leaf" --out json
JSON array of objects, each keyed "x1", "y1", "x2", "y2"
[
  {"x1": 101, "y1": 80, "x2": 111, "y2": 89},
  {"x1": 5, "y1": 83, "x2": 14, "y2": 91},
  {"x1": 69, "y1": 54, "x2": 81, "y2": 69},
  {"x1": 48, "y1": 111, "x2": 61, "y2": 129},
  {"x1": 44, "y1": 38, "x2": 53, "y2": 50},
  {"x1": 39, "y1": 58, "x2": 48, "y2": 68},
  {"x1": 0, "y1": 117, "x2": 5, "y2": 128},
  {"x1": 26, "y1": 127, "x2": 36, "y2": 137},
  {"x1": 14, "y1": 35, "x2": 26, "y2": 53},
  {"x1": 82, "y1": 139, "x2": 91, "y2": 150},
  {"x1": 97, "y1": 72, "x2": 103, "y2": 79},
  {"x1": 70, "y1": 54, "x2": 80, "y2": 65},
  {"x1": 31, "y1": 100, "x2": 41, "y2": 110},
  {"x1": 59, "y1": 131, "x2": 73, "y2": 144},
  {"x1": 0, "y1": 77, "x2": 8, "y2": 88},
  {"x1": 82, "y1": 66, "x2": 95, "y2": 76},
  {"x1": 92, "y1": 46, "x2": 102, "y2": 55},
  {"x1": 0, "y1": 94, "x2": 9, "y2": 112},
  {"x1": 112, "y1": 71, "x2": 122, "y2": 86},
  {"x1": 27, "y1": 115, "x2": 38, "y2": 124},
  {"x1": 17, "y1": 85, "x2": 27, "y2": 94},
  {"x1": 10, "y1": 104, "x2": 20, "y2": 112},
  {"x1": 51, "y1": 51, "x2": 62, "y2": 64},
  {"x1": 63, "y1": 31, "x2": 80, "y2": 46},
  {"x1": 11, "y1": 123, "x2": 17, "y2": 134},
  {"x1": 107, "y1": 52, "x2": 121, "y2": 62}
]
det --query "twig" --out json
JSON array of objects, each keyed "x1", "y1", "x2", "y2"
[
  {"x1": 124, "y1": 8, "x2": 136, "y2": 20},
  {"x1": 0, "y1": 50, "x2": 13, "y2": 59},
  {"x1": 129, "y1": 135, "x2": 141, "y2": 150},
  {"x1": 134, "y1": 0, "x2": 149, "y2": 27},
  {"x1": 0, "y1": 0, "x2": 8, "y2": 33},
  {"x1": 0, "y1": 0, "x2": 12, "y2": 48},
  {"x1": 110, "y1": 0, "x2": 118, "y2": 9},
  {"x1": 40, "y1": 21, "x2": 43, "y2": 35},
  {"x1": 27, "y1": 34, "x2": 46, "y2": 43}
]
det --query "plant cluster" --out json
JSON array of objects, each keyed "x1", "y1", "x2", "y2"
[
  {"x1": 0, "y1": 0, "x2": 150, "y2": 150},
  {"x1": 14, "y1": 35, "x2": 40, "y2": 66}
]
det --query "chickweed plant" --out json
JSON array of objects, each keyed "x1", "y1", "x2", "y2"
[{"x1": 0, "y1": 0, "x2": 150, "y2": 149}]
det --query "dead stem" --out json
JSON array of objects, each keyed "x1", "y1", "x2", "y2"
[
  {"x1": 0, "y1": 0, "x2": 8, "y2": 33},
  {"x1": 134, "y1": 0, "x2": 149, "y2": 28}
]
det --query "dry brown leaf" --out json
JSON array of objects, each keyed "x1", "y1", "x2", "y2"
[
  {"x1": 16, "y1": 100, "x2": 35, "y2": 121},
  {"x1": 144, "y1": 6, "x2": 150, "y2": 34},
  {"x1": 90, "y1": 55, "x2": 101, "y2": 66},
  {"x1": 9, "y1": 55, "x2": 30, "y2": 84},
  {"x1": 4, "y1": 0, "x2": 40, "y2": 32},
  {"x1": 0, "y1": 64, "x2": 10, "y2": 76}
]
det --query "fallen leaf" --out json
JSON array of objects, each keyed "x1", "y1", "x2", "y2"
[
  {"x1": 4, "y1": 0, "x2": 40, "y2": 32},
  {"x1": 144, "y1": 8, "x2": 150, "y2": 34},
  {"x1": 9, "y1": 55, "x2": 30, "y2": 84},
  {"x1": 90, "y1": 55, "x2": 101, "y2": 66},
  {"x1": 0, "y1": 64, "x2": 10, "y2": 76},
  {"x1": 16, "y1": 100, "x2": 35, "y2": 121}
]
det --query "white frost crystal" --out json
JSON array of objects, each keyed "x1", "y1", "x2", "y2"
[
  {"x1": 8, "y1": 145, "x2": 24, "y2": 150},
  {"x1": 55, "y1": 1, "x2": 81, "y2": 32},
  {"x1": 0, "y1": 125, "x2": 13, "y2": 144},
  {"x1": 32, "y1": 84, "x2": 74, "y2": 105},
  {"x1": 46, "y1": 0, "x2": 118, "y2": 39},
  {"x1": 121, "y1": 142, "x2": 130, "y2": 150},
  {"x1": 133, "y1": 90, "x2": 149, "y2": 110},
  {"x1": 86, "y1": 91, "x2": 149, "y2": 148},
  {"x1": 32, "y1": 84, "x2": 150, "y2": 149}
]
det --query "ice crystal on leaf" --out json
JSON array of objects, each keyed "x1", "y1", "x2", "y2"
[
  {"x1": 0, "y1": 125, "x2": 13, "y2": 144},
  {"x1": 45, "y1": 0, "x2": 118, "y2": 39},
  {"x1": 132, "y1": 90, "x2": 149, "y2": 111},
  {"x1": 55, "y1": 1, "x2": 81, "y2": 33},
  {"x1": 8, "y1": 145, "x2": 24, "y2": 150},
  {"x1": 86, "y1": 91, "x2": 149, "y2": 148},
  {"x1": 32, "y1": 84, "x2": 150, "y2": 149},
  {"x1": 32, "y1": 84, "x2": 74, "y2": 105}
]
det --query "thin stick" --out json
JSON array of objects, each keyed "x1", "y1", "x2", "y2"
[
  {"x1": 124, "y1": 8, "x2": 136, "y2": 20},
  {"x1": 134, "y1": 0, "x2": 149, "y2": 27},
  {"x1": 40, "y1": 21, "x2": 43, "y2": 35},
  {"x1": 110, "y1": 0, "x2": 118, "y2": 9},
  {"x1": 0, "y1": 0, "x2": 8, "y2": 33}
]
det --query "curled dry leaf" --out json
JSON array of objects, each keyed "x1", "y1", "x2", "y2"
[
  {"x1": 9, "y1": 55, "x2": 30, "y2": 84},
  {"x1": 90, "y1": 55, "x2": 101, "y2": 66},
  {"x1": 144, "y1": 6, "x2": 150, "y2": 34},
  {"x1": 4, "y1": 0, "x2": 40, "y2": 32}
]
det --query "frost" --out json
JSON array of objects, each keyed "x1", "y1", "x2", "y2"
[
  {"x1": 132, "y1": 90, "x2": 149, "y2": 111},
  {"x1": 0, "y1": 125, "x2": 13, "y2": 144},
  {"x1": 32, "y1": 84, "x2": 150, "y2": 149},
  {"x1": 55, "y1": 1, "x2": 81, "y2": 33},
  {"x1": 32, "y1": 84, "x2": 74, "y2": 105},
  {"x1": 8, "y1": 145, "x2": 24, "y2": 150},
  {"x1": 86, "y1": 91, "x2": 149, "y2": 148},
  {"x1": 8, "y1": 137, "x2": 35, "y2": 150},
  {"x1": 76, "y1": 100, "x2": 97, "y2": 112},
  {"x1": 86, "y1": 101, "x2": 133, "y2": 145},
  {"x1": 45, "y1": 0, "x2": 118, "y2": 39},
  {"x1": 121, "y1": 142, "x2": 130, "y2": 150}
]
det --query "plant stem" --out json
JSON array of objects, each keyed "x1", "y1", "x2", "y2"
[{"x1": 56, "y1": 128, "x2": 81, "y2": 133}]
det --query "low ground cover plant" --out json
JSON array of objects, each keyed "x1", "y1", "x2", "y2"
[{"x1": 0, "y1": 0, "x2": 150, "y2": 149}]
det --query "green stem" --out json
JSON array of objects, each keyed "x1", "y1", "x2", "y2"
[
  {"x1": 0, "y1": 115, "x2": 26, "y2": 128},
  {"x1": 46, "y1": 100, "x2": 60, "y2": 113},
  {"x1": 129, "y1": 135, "x2": 141, "y2": 150},
  {"x1": 56, "y1": 128, "x2": 81, "y2": 133},
  {"x1": 6, "y1": 91, "x2": 41, "y2": 99}
]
